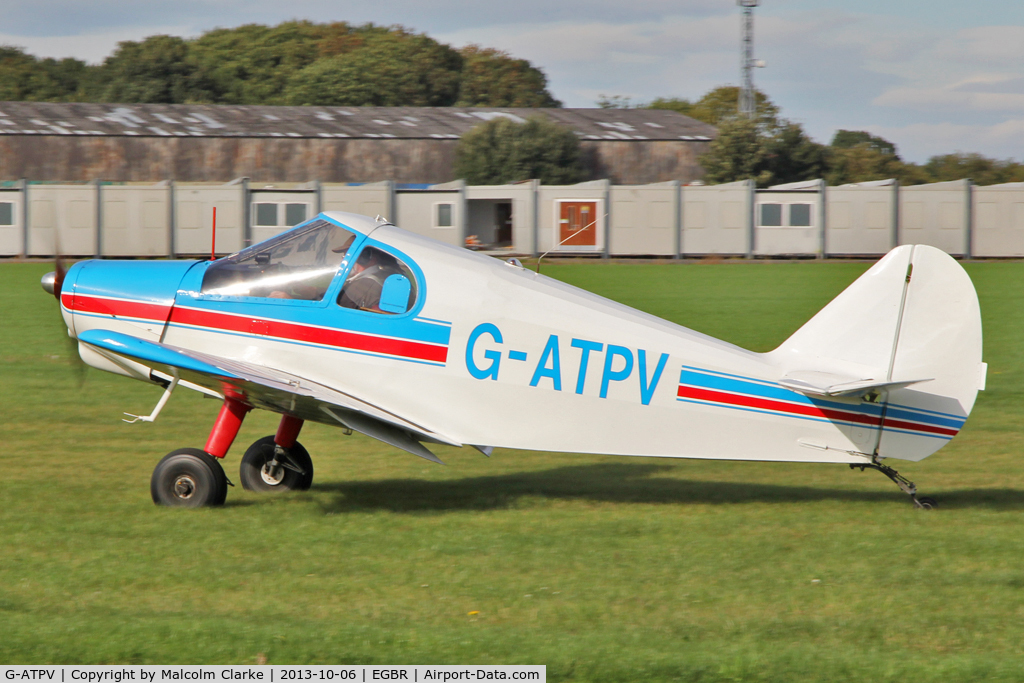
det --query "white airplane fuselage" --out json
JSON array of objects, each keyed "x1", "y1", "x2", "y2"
[{"x1": 61, "y1": 212, "x2": 980, "y2": 468}]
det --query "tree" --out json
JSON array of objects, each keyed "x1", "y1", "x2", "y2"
[
  {"x1": 454, "y1": 116, "x2": 585, "y2": 185},
  {"x1": 93, "y1": 35, "x2": 194, "y2": 103},
  {"x1": 186, "y1": 22, "x2": 326, "y2": 104},
  {"x1": 831, "y1": 130, "x2": 899, "y2": 158},
  {"x1": 596, "y1": 94, "x2": 637, "y2": 109},
  {"x1": 456, "y1": 46, "x2": 559, "y2": 107},
  {"x1": 671, "y1": 86, "x2": 779, "y2": 126},
  {"x1": 699, "y1": 116, "x2": 828, "y2": 187},
  {"x1": 923, "y1": 153, "x2": 1024, "y2": 185},
  {"x1": 645, "y1": 97, "x2": 695, "y2": 117},
  {"x1": 283, "y1": 28, "x2": 463, "y2": 106},
  {"x1": 698, "y1": 117, "x2": 771, "y2": 185},
  {"x1": 763, "y1": 121, "x2": 830, "y2": 185}
]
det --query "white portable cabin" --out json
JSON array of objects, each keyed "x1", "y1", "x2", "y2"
[
  {"x1": 248, "y1": 183, "x2": 317, "y2": 245},
  {"x1": 537, "y1": 180, "x2": 608, "y2": 255},
  {"x1": 972, "y1": 181, "x2": 1024, "y2": 257},
  {"x1": 899, "y1": 179, "x2": 970, "y2": 256},
  {"x1": 173, "y1": 181, "x2": 244, "y2": 256},
  {"x1": 27, "y1": 183, "x2": 98, "y2": 257},
  {"x1": 754, "y1": 180, "x2": 823, "y2": 256},
  {"x1": 394, "y1": 181, "x2": 464, "y2": 247},
  {"x1": 608, "y1": 181, "x2": 679, "y2": 256},
  {"x1": 100, "y1": 182, "x2": 171, "y2": 257},
  {"x1": 320, "y1": 181, "x2": 395, "y2": 224},
  {"x1": 0, "y1": 184, "x2": 24, "y2": 257},
  {"x1": 681, "y1": 179, "x2": 751, "y2": 256},
  {"x1": 825, "y1": 179, "x2": 897, "y2": 256},
  {"x1": 465, "y1": 181, "x2": 537, "y2": 253}
]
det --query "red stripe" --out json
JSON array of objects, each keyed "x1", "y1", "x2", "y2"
[
  {"x1": 677, "y1": 385, "x2": 958, "y2": 437},
  {"x1": 170, "y1": 307, "x2": 448, "y2": 363},
  {"x1": 69, "y1": 293, "x2": 172, "y2": 322}
]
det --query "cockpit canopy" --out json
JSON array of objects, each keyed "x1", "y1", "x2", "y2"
[{"x1": 200, "y1": 217, "x2": 418, "y2": 314}]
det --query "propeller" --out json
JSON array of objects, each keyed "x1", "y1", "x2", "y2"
[{"x1": 40, "y1": 241, "x2": 86, "y2": 384}]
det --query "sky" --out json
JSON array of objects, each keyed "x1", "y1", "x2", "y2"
[{"x1": 2, "y1": 0, "x2": 1024, "y2": 163}]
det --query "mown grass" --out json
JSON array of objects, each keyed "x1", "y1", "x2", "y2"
[{"x1": 1, "y1": 258, "x2": 1023, "y2": 680}]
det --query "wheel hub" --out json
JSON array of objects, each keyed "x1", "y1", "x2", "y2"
[
  {"x1": 260, "y1": 462, "x2": 285, "y2": 486},
  {"x1": 173, "y1": 474, "x2": 197, "y2": 499}
]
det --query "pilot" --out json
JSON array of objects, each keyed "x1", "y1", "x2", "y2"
[
  {"x1": 268, "y1": 229, "x2": 356, "y2": 300},
  {"x1": 338, "y1": 248, "x2": 402, "y2": 312}
]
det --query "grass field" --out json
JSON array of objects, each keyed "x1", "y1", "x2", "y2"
[{"x1": 1, "y1": 258, "x2": 1023, "y2": 680}]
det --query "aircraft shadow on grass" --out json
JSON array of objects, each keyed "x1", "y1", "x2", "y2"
[{"x1": 312, "y1": 462, "x2": 1024, "y2": 514}]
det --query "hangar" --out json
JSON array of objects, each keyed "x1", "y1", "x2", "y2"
[{"x1": 0, "y1": 102, "x2": 716, "y2": 186}]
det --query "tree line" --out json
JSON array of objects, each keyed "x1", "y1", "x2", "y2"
[
  {"x1": 611, "y1": 88, "x2": 1024, "y2": 187},
  {"x1": 0, "y1": 21, "x2": 560, "y2": 108},
  {"x1": 2, "y1": 21, "x2": 1018, "y2": 187}
]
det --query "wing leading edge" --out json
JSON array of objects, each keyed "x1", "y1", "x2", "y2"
[{"x1": 77, "y1": 328, "x2": 459, "y2": 463}]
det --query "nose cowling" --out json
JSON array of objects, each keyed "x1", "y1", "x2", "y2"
[{"x1": 62, "y1": 260, "x2": 201, "y2": 343}]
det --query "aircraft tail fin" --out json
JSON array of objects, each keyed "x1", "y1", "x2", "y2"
[{"x1": 768, "y1": 245, "x2": 984, "y2": 461}]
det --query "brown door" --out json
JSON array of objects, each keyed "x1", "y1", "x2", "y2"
[{"x1": 559, "y1": 201, "x2": 598, "y2": 247}]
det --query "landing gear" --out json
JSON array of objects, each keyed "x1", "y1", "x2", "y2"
[
  {"x1": 150, "y1": 400, "x2": 310, "y2": 507},
  {"x1": 851, "y1": 461, "x2": 937, "y2": 509},
  {"x1": 239, "y1": 436, "x2": 314, "y2": 492},
  {"x1": 151, "y1": 448, "x2": 228, "y2": 507}
]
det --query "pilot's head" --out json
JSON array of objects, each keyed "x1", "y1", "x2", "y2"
[{"x1": 331, "y1": 232, "x2": 356, "y2": 257}]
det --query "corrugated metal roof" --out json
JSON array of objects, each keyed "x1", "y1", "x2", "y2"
[{"x1": 0, "y1": 102, "x2": 716, "y2": 142}]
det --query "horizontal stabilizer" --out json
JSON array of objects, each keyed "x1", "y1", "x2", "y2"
[{"x1": 779, "y1": 370, "x2": 932, "y2": 398}]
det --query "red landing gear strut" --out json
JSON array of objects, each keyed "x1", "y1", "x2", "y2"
[{"x1": 204, "y1": 396, "x2": 252, "y2": 458}]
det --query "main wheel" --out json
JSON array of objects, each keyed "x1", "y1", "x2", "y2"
[
  {"x1": 151, "y1": 448, "x2": 228, "y2": 507},
  {"x1": 917, "y1": 496, "x2": 938, "y2": 510},
  {"x1": 239, "y1": 435, "x2": 313, "y2": 493}
]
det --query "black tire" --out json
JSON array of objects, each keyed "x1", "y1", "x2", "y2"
[
  {"x1": 917, "y1": 496, "x2": 938, "y2": 510},
  {"x1": 151, "y1": 448, "x2": 228, "y2": 508},
  {"x1": 239, "y1": 435, "x2": 313, "y2": 493}
]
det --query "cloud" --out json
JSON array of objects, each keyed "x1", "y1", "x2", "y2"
[{"x1": 871, "y1": 119, "x2": 1024, "y2": 162}]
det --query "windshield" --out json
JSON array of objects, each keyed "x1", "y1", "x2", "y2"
[{"x1": 201, "y1": 219, "x2": 357, "y2": 300}]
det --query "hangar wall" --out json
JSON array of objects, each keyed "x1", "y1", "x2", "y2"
[
  {"x1": 0, "y1": 137, "x2": 707, "y2": 186},
  {"x1": 2, "y1": 177, "x2": 1022, "y2": 259}
]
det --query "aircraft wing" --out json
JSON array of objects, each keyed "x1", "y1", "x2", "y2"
[
  {"x1": 77, "y1": 328, "x2": 459, "y2": 463},
  {"x1": 778, "y1": 370, "x2": 932, "y2": 398}
]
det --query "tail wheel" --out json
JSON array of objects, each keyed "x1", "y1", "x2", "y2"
[
  {"x1": 151, "y1": 448, "x2": 228, "y2": 507},
  {"x1": 239, "y1": 435, "x2": 313, "y2": 493}
]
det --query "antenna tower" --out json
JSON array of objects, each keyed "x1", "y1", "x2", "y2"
[{"x1": 738, "y1": 0, "x2": 760, "y2": 118}]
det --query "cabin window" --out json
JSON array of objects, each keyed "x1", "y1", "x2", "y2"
[
  {"x1": 285, "y1": 203, "x2": 308, "y2": 226},
  {"x1": 759, "y1": 203, "x2": 783, "y2": 227},
  {"x1": 789, "y1": 203, "x2": 812, "y2": 227},
  {"x1": 253, "y1": 202, "x2": 310, "y2": 228},
  {"x1": 337, "y1": 246, "x2": 418, "y2": 314},
  {"x1": 0, "y1": 202, "x2": 12, "y2": 226},
  {"x1": 435, "y1": 203, "x2": 453, "y2": 228},
  {"x1": 201, "y1": 219, "x2": 356, "y2": 301}
]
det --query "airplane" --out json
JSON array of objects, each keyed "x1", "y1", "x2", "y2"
[{"x1": 41, "y1": 211, "x2": 985, "y2": 509}]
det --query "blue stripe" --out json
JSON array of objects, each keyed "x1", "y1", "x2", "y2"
[
  {"x1": 177, "y1": 299, "x2": 452, "y2": 346},
  {"x1": 679, "y1": 367, "x2": 965, "y2": 430}
]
